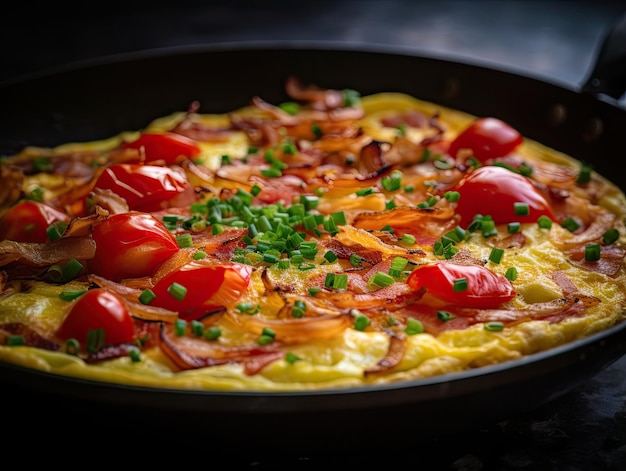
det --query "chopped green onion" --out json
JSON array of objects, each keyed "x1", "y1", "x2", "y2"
[
  {"x1": 59, "y1": 289, "x2": 87, "y2": 301},
  {"x1": 193, "y1": 250, "x2": 207, "y2": 260},
  {"x1": 484, "y1": 322, "x2": 504, "y2": 332},
  {"x1": 584, "y1": 244, "x2": 601, "y2": 262},
  {"x1": 323, "y1": 250, "x2": 338, "y2": 263},
  {"x1": 401, "y1": 233, "x2": 416, "y2": 244},
  {"x1": 489, "y1": 248, "x2": 504, "y2": 264},
  {"x1": 356, "y1": 187, "x2": 375, "y2": 196},
  {"x1": 352, "y1": 310, "x2": 371, "y2": 331},
  {"x1": 176, "y1": 233, "x2": 193, "y2": 248},
  {"x1": 507, "y1": 222, "x2": 521, "y2": 234},
  {"x1": 174, "y1": 319, "x2": 187, "y2": 336},
  {"x1": 308, "y1": 287, "x2": 321, "y2": 296},
  {"x1": 537, "y1": 215, "x2": 553, "y2": 230},
  {"x1": 279, "y1": 101, "x2": 300, "y2": 115},
  {"x1": 453, "y1": 278, "x2": 468, "y2": 292},
  {"x1": 237, "y1": 303, "x2": 260, "y2": 315},
  {"x1": 292, "y1": 299, "x2": 306, "y2": 318},
  {"x1": 191, "y1": 320, "x2": 204, "y2": 337},
  {"x1": 62, "y1": 258, "x2": 84, "y2": 281},
  {"x1": 505, "y1": 267, "x2": 518, "y2": 281},
  {"x1": 561, "y1": 217, "x2": 580, "y2": 233},
  {"x1": 513, "y1": 202, "x2": 530, "y2": 216},
  {"x1": 204, "y1": 326, "x2": 222, "y2": 340},
  {"x1": 368, "y1": 271, "x2": 394, "y2": 290},
  {"x1": 128, "y1": 348, "x2": 141, "y2": 362},
  {"x1": 86, "y1": 328, "x2": 105, "y2": 353},
  {"x1": 167, "y1": 282, "x2": 187, "y2": 301},
  {"x1": 7, "y1": 335, "x2": 25, "y2": 346},
  {"x1": 65, "y1": 338, "x2": 80, "y2": 355},
  {"x1": 603, "y1": 228, "x2": 619, "y2": 245},
  {"x1": 138, "y1": 289, "x2": 156, "y2": 305},
  {"x1": 444, "y1": 191, "x2": 460, "y2": 202},
  {"x1": 405, "y1": 318, "x2": 424, "y2": 335},
  {"x1": 285, "y1": 352, "x2": 301, "y2": 364},
  {"x1": 576, "y1": 162, "x2": 593, "y2": 184},
  {"x1": 437, "y1": 311, "x2": 455, "y2": 322}
]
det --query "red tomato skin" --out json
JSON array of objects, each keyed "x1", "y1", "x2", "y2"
[
  {"x1": 448, "y1": 117, "x2": 523, "y2": 163},
  {"x1": 93, "y1": 163, "x2": 190, "y2": 212},
  {"x1": 0, "y1": 200, "x2": 69, "y2": 243},
  {"x1": 57, "y1": 289, "x2": 135, "y2": 345},
  {"x1": 149, "y1": 261, "x2": 253, "y2": 320},
  {"x1": 121, "y1": 132, "x2": 201, "y2": 165},
  {"x1": 406, "y1": 262, "x2": 516, "y2": 308},
  {"x1": 453, "y1": 165, "x2": 556, "y2": 226},
  {"x1": 88, "y1": 212, "x2": 179, "y2": 281}
]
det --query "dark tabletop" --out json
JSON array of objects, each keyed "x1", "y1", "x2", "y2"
[{"x1": 2, "y1": 1, "x2": 626, "y2": 469}]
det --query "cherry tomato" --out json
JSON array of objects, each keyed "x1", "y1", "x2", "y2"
[
  {"x1": 57, "y1": 288, "x2": 135, "y2": 345},
  {"x1": 406, "y1": 262, "x2": 515, "y2": 308},
  {"x1": 0, "y1": 200, "x2": 69, "y2": 243},
  {"x1": 149, "y1": 261, "x2": 253, "y2": 321},
  {"x1": 453, "y1": 165, "x2": 556, "y2": 226},
  {"x1": 448, "y1": 117, "x2": 523, "y2": 162},
  {"x1": 93, "y1": 163, "x2": 190, "y2": 212},
  {"x1": 88, "y1": 212, "x2": 179, "y2": 281},
  {"x1": 121, "y1": 132, "x2": 201, "y2": 165}
]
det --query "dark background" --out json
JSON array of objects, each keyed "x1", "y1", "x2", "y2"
[{"x1": 2, "y1": 1, "x2": 626, "y2": 469}]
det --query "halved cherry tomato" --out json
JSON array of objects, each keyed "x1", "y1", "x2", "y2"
[
  {"x1": 406, "y1": 262, "x2": 515, "y2": 308},
  {"x1": 149, "y1": 261, "x2": 253, "y2": 321},
  {"x1": 57, "y1": 288, "x2": 135, "y2": 345},
  {"x1": 0, "y1": 200, "x2": 69, "y2": 243},
  {"x1": 88, "y1": 212, "x2": 179, "y2": 281},
  {"x1": 121, "y1": 132, "x2": 201, "y2": 165},
  {"x1": 453, "y1": 165, "x2": 556, "y2": 226},
  {"x1": 93, "y1": 163, "x2": 191, "y2": 212},
  {"x1": 448, "y1": 117, "x2": 523, "y2": 163}
]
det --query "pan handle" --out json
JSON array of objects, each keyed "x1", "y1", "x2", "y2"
[{"x1": 581, "y1": 12, "x2": 626, "y2": 101}]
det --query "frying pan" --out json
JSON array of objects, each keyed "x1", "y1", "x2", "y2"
[{"x1": 2, "y1": 15, "x2": 626, "y2": 446}]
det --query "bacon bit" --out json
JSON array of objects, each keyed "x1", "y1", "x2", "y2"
[
  {"x1": 0, "y1": 322, "x2": 60, "y2": 351},
  {"x1": 364, "y1": 333, "x2": 406, "y2": 376},
  {"x1": 230, "y1": 115, "x2": 282, "y2": 148},
  {"x1": 332, "y1": 225, "x2": 427, "y2": 263},
  {"x1": 565, "y1": 244, "x2": 626, "y2": 277},
  {"x1": 447, "y1": 247, "x2": 487, "y2": 267},
  {"x1": 0, "y1": 237, "x2": 96, "y2": 268},
  {"x1": 548, "y1": 270, "x2": 579, "y2": 295},
  {"x1": 89, "y1": 188, "x2": 130, "y2": 215},
  {"x1": 323, "y1": 238, "x2": 382, "y2": 266},
  {"x1": 351, "y1": 206, "x2": 458, "y2": 245},
  {"x1": 356, "y1": 141, "x2": 390, "y2": 180},
  {"x1": 311, "y1": 281, "x2": 425, "y2": 311},
  {"x1": 231, "y1": 311, "x2": 354, "y2": 344},
  {"x1": 83, "y1": 343, "x2": 145, "y2": 364},
  {"x1": 159, "y1": 322, "x2": 284, "y2": 372},
  {"x1": 489, "y1": 231, "x2": 527, "y2": 250},
  {"x1": 285, "y1": 75, "x2": 345, "y2": 111},
  {"x1": 63, "y1": 206, "x2": 109, "y2": 237}
]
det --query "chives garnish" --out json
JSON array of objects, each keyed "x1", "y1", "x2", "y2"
[
  {"x1": 46, "y1": 264, "x2": 64, "y2": 282},
  {"x1": 349, "y1": 254, "x2": 362, "y2": 266},
  {"x1": 204, "y1": 326, "x2": 222, "y2": 340},
  {"x1": 46, "y1": 223, "x2": 64, "y2": 241},
  {"x1": 576, "y1": 162, "x2": 592, "y2": 184},
  {"x1": 128, "y1": 348, "x2": 141, "y2": 362},
  {"x1": 176, "y1": 233, "x2": 193, "y2": 248},
  {"x1": 584, "y1": 244, "x2": 601, "y2": 262},
  {"x1": 444, "y1": 191, "x2": 460, "y2": 202},
  {"x1": 65, "y1": 338, "x2": 80, "y2": 355},
  {"x1": 62, "y1": 258, "x2": 84, "y2": 281},
  {"x1": 507, "y1": 222, "x2": 521, "y2": 233},
  {"x1": 174, "y1": 319, "x2": 187, "y2": 336},
  {"x1": 513, "y1": 202, "x2": 530, "y2": 216},
  {"x1": 86, "y1": 328, "x2": 105, "y2": 353},
  {"x1": 489, "y1": 247, "x2": 504, "y2": 264},
  {"x1": 561, "y1": 217, "x2": 580, "y2": 233},
  {"x1": 333, "y1": 273, "x2": 349, "y2": 290},
  {"x1": 285, "y1": 352, "x2": 301, "y2": 364},
  {"x1": 7, "y1": 335, "x2": 25, "y2": 346},
  {"x1": 139, "y1": 289, "x2": 156, "y2": 305},
  {"x1": 537, "y1": 215, "x2": 553, "y2": 229},
  {"x1": 258, "y1": 328, "x2": 276, "y2": 345},
  {"x1": 191, "y1": 320, "x2": 204, "y2": 337},
  {"x1": 484, "y1": 322, "x2": 504, "y2": 332},
  {"x1": 237, "y1": 303, "x2": 260, "y2": 315},
  {"x1": 505, "y1": 267, "x2": 518, "y2": 281},
  {"x1": 308, "y1": 287, "x2": 321, "y2": 296},
  {"x1": 356, "y1": 187, "x2": 374, "y2": 196},
  {"x1": 292, "y1": 299, "x2": 306, "y2": 318},
  {"x1": 59, "y1": 289, "x2": 87, "y2": 301},
  {"x1": 193, "y1": 250, "x2": 207, "y2": 260},
  {"x1": 453, "y1": 278, "x2": 468, "y2": 292},
  {"x1": 437, "y1": 311, "x2": 455, "y2": 322},
  {"x1": 312, "y1": 124, "x2": 323, "y2": 139},
  {"x1": 368, "y1": 271, "x2": 394, "y2": 290},
  {"x1": 279, "y1": 101, "x2": 300, "y2": 115},
  {"x1": 353, "y1": 311, "x2": 371, "y2": 331},
  {"x1": 603, "y1": 228, "x2": 619, "y2": 245},
  {"x1": 323, "y1": 250, "x2": 338, "y2": 263},
  {"x1": 167, "y1": 282, "x2": 187, "y2": 301},
  {"x1": 261, "y1": 167, "x2": 282, "y2": 178},
  {"x1": 405, "y1": 318, "x2": 424, "y2": 335},
  {"x1": 401, "y1": 233, "x2": 416, "y2": 244}
]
